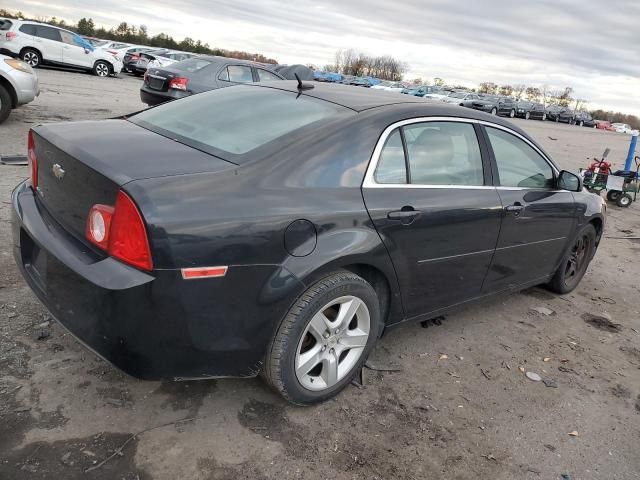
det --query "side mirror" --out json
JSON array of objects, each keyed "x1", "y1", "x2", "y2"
[
  {"x1": 557, "y1": 170, "x2": 582, "y2": 192},
  {"x1": 84, "y1": 49, "x2": 90, "y2": 54}
]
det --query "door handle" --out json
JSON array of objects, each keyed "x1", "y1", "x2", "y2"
[
  {"x1": 387, "y1": 207, "x2": 421, "y2": 224},
  {"x1": 505, "y1": 202, "x2": 524, "y2": 216}
]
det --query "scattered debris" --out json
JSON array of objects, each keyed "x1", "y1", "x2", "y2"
[
  {"x1": 594, "y1": 296, "x2": 616, "y2": 304},
  {"x1": 420, "y1": 316, "x2": 445, "y2": 328},
  {"x1": 531, "y1": 306, "x2": 555, "y2": 316},
  {"x1": 447, "y1": 372, "x2": 460, "y2": 378},
  {"x1": 363, "y1": 362, "x2": 403, "y2": 373},
  {"x1": 481, "y1": 453, "x2": 497, "y2": 462},
  {"x1": 0, "y1": 154, "x2": 28, "y2": 165},
  {"x1": 31, "y1": 328, "x2": 51, "y2": 341},
  {"x1": 558, "y1": 366, "x2": 579, "y2": 375},
  {"x1": 526, "y1": 372, "x2": 542, "y2": 382},
  {"x1": 480, "y1": 368, "x2": 492, "y2": 380},
  {"x1": 610, "y1": 384, "x2": 631, "y2": 398},
  {"x1": 501, "y1": 360, "x2": 511, "y2": 370},
  {"x1": 561, "y1": 474, "x2": 573, "y2": 480},
  {"x1": 419, "y1": 352, "x2": 430, "y2": 358},
  {"x1": 14, "y1": 406, "x2": 30, "y2": 413},
  {"x1": 544, "y1": 444, "x2": 556, "y2": 452},
  {"x1": 548, "y1": 136, "x2": 558, "y2": 141},
  {"x1": 526, "y1": 466, "x2": 541, "y2": 475},
  {"x1": 60, "y1": 452, "x2": 73, "y2": 466},
  {"x1": 518, "y1": 366, "x2": 526, "y2": 373},
  {"x1": 567, "y1": 431, "x2": 579, "y2": 437},
  {"x1": 582, "y1": 313, "x2": 621, "y2": 333},
  {"x1": 542, "y1": 378, "x2": 558, "y2": 388},
  {"x1": 543, "y1": 357, "x2": 551, "y2": 362},
  {"x1": 438, "y1": 354, "x2": 449, "y2": 361}
]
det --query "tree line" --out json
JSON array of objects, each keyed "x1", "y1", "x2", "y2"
[
  {"x1": 325, "y1": 49, "x2": 407, "y2": 81},
  {"x1": 0, "y1": 9, "x2": 277, "y2": 64}
]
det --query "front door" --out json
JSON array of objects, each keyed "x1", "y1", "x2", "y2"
[
  {"x1": 481, "y1": 125, "x2": 576, "y2": 291},
  {"x1": 60, "y1": 31, "x2": 92, "y2": 68},
  {"x1": 362, "y1": 120, "x2": 503, "y2": 319}
]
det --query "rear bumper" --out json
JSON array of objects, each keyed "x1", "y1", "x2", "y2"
[
  {"x1": 9, "y1": 69, "x2": 40, "y2": 105},
  {"x1": 12, "y1": 181, "x2": 303, "y2": 380},
  {"x1": 140, "y1": 86, "x2": 188, "y2": 106}
]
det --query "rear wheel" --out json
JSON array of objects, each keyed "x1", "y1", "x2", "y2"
[
  {"x1": 525, "y1": 111, "x2": 530, "y2": 120},
  {"x1": 93, "y1": 61, "x2": 110, "y2": 77},
  {"x1": 579, "y1": 121, "x2": 584, "y2": 127},
  {"x1": 555, "y1": 117, "x2": 559, "y2": 122},
  {"x1": 509, "y1": 109, "x2": 515, "y2": 118},
  {"x1": 547, "y1": 224, "x2": 596, "y2": 294},
  {"x1": 263, "y1": 271, "x2": 380, "y2": 405},
  {"x1": 542, "y1": 113, "x2": 547, "y2": 121},
  {"x1": 616, "y1": 193, "x2": 633, "y2": 208},
  {"x1": 490, "y1": 107, "x2": 497, "y2": 115},
  {"x1": 20, "y1": 48, "x2": 41, "y2": 67},
  {"x1": 0, "y1": 84, "x2": 12, "y2": 124}
]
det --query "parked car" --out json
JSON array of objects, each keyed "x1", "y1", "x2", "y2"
[
  {"x1": 595, "y1": 120, "x2": 615, "y2": 131},
  {"x1": 122, "y1": 47, "x2": 156, "y2": 72},
  {"x1": 14, "y1": 82, "x2": 604, "y2": 404},
  {"x1": 146, "y1": 51, "x2": 196, "y2": 71},
  {"x1": 401, "y1": 85, "x2": 440, "y2": 97},
  {"x1": 140, "y1": 56, "x2": 285, "y2": 105},
  {"x1": 373, "y1": 81, "x2": 405, "y2": 93},
  {"x1": 441, "y1": 91, "x2": 480, "y2": 107},
  {"x1": 0, "y1": 20, "x2": 122, "y2": 76},
  {"x1": 128, "y1": 48, "x2": 176, "y2": 76},
  {"x1": 514, "y1": 101, "x2": 546, "y2": 120},
  {"x1": 0, "y1": 54, "x2": 39, "y2": 124},
  {"x1": 612, "y1": 123, "x2": 632, "y2": 134},
  {"x1": 423, "y1": 88, "x2": 454, "y2": 101},
  {"x1": 573, "y1": 111, "x2": 597, "y2": 128},
  {"x1": 546, "y1": 106, "x2": 574, "y2": 123},
  {"x1": 470, "y1": 95, "x2": 516, "y2": 117}
]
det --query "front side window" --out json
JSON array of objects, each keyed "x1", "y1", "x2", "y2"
[
  {"x1": 256, "y1": 68, "x2": 282, "y2": 82},
  {"x1": 60, "y1": 31, "x2": 75, "y2": 45},
  {"x1": 374, "y1": 122, "x2": 484, "y2": 186},
  {"x1": 486, "y1": 127, "x2": 554, "y2": 189}
]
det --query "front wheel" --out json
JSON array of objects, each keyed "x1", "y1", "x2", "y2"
[
  {"x1": 579, "y1": 121, "x2": 584, "y2": 127},
  {"x1": 509, "y1": 109, "x2": 515, "y2": 118},
  {"x1": 525, "y1": 111, "x2": 530, "y2": 120},
  {"x1": 93, "y1": 61, "x2": 111, "y2": 77},
  {"x1": 262, "y1": 271, "x2": 380, "y2": 405},
  {"x1": 0, "y1": 84, "x2": 11, "y2": 124},
  {"x1": 542, "y1": 113, "x2": 547, "y2": 121},
  {"x1": 606, "y1": 190, "x2": 621, "y2": 202},
  {"x1": 547, "y1": 224, "x2": 596, "y2": 294}
]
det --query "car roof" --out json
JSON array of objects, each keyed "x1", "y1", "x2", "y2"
[{"x1": 194, "y1": 55, "x2": 280, "y2": 69}]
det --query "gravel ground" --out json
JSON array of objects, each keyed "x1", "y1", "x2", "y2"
[{"x1": 1, "y1": 68, "x2": 639, "y2": 480}]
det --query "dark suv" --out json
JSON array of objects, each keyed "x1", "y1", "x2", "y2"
[
  {"x1": 573, "y1": 111, "x2": 597, "y2": 128},
  {"x1": 470, "y1": 95, "x2": 516, "y2": 117}
]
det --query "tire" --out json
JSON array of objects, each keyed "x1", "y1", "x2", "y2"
[
  {"x1": 263, "y1": 271, "x2": 381, "y2": 405},
  {"x1": 579, "y1": 121, "x2": 584, "y2": 127},
  {"x1": 542, "y1": 113, "x2": 546, "y2": 121},
  {"x1": 616, "y1": 193, "x2": 633, "y2": 208},
  {"x1": 509, "y1": 109, "x2": 515, "y2": 118},
  {"x1": 20, "y1": 48, "x2": 41, "y2": 68},
  {"x1": 93, "y1": 61, "x2": 110, "y2": 77},
  {"x1": 555, "y1": 117, "x2": 559, "y2": 123},
  {"x1": 606, "y1": 190, "x2": 621, "y2": 202},
  {"x1": 547, "y1": 224, "x2": 596, "y2": 294},
  {"x1": 490, "y1": 107, "x2": 497, "y2": 115},
  {"x1": 525, "y1": 111, "x2": 530, "y2": 120},
  {"x1": 0, "y1": 84, "x2": 12, "y2": 125}
]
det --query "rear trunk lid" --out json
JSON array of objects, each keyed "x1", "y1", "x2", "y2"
[
  {"x1": 32, "y1": 120, "x2": 234, "y2": 241},
  {"x1": 143, "y1": 66, "x2": 179, "y2": 92}
]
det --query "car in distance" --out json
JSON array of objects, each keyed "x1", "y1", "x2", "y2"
[
  {"x1": 573, "y1": 111, "x2": 597, "y2": 128},
  {"x1": 140, "y1": 56, "x2": 285, "y2": 105},
  {"x1": 546, "y1": 106, "x2": 575, "y2": 123},
  {"x1": 595, "y1": 120, "x2": 614, "y2": 131},
  {"x1": 0, "y1": 54, "x2": 39, "y2": 124},
  {"x1": 515, "y1": 101, "x2": 546, "y2": 120},
  {"x1": 441, "y1": 91, "x2": 480, "y2": 107},
  {"x1": 612, "y1": 123, "x2": 632, "y2": 134},
  {"x1": 0, "y1": 19, "x2": 122, "y2": 76},
  {"x1": 13, "y1": 82, "x2": 605, "y2": 405},
  {"x1": 470, "y1": 95, "x2": 516, "y2": 117},
  {"x1": 401, "y1": 85, "x2": 440, "y2": 97}
]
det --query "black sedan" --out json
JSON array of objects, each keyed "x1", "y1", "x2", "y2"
[
  {"x1": 13, "y1": 82, "x2": 605, "y2": 405},
  {"x1": 140, "y1": 55, "x2": 285, "y2": 106},
  {"x1": 515, "y1": 101, "x2": 546, "y2": 120},
  {"x1": 470, "y1": 95, "x2": 517, "y2": 117},
  {"x1": 546, "y1": 106, "x2": 575, "y2": 123}
]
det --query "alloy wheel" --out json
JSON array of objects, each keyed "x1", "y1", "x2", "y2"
[
  {"x1": 295, "y1": 295, "x2": 370, "y2": 391},
  {"x1": 23, "y1": 52, "x2": 39, "y2": 67},
  {"x1": 491, "y1": 108, "x2": 497, "y2": 115},
  {"x1": 509, "y1": 109, "x2": 515, "y2": 118},
  {"x1": 525, "y1": 112, "x2": 530, "y2": 120},
  {"x1": 542, "y1": 113, "x2": 546, "y2": 121},
  {"x1": 564, "y1": 234, "x2": 590, "y2": 281},
  {"x1": 95, "y1": 63, "x2": 109, "y2": 77}
]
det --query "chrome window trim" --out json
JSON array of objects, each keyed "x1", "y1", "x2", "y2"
[{"x1": 362, "y1": 116, "x2": 560, "y2": 190}]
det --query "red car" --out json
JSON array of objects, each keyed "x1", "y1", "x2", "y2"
[{"x1": 596, "y1": 120, "x2": 615, "y2": 131}]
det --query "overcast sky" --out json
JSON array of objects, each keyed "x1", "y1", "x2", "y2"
[{"x1": 9, "y1": 0, "x2": 640, "y2": 115}]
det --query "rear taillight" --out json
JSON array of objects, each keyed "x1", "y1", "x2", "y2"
[
  {"x1": 86, "y1": 190, "x2": 153, "y2": 271},
  {"x1": 27, "y1": 130, "x2": 38, "y2": 189},
  {"x1": 131, "y1": 54, "x2": 140, "y2": 60},
  {"x1": 6, "y1": 31, "x2": 16, "y2": 41},
  {"x1": 143, "y1": 71, "x2": 148, "y2": 82},
  {"x1": 169, "y1": 77, "x2": 188, "y2": 91}
]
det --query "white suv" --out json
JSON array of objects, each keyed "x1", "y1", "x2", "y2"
[{"x1": 0, "y1": 19, "x2": 122, "y2": 77}]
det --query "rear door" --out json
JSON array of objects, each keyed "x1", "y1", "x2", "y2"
[
  {"x1": 481, "y1": 125, "x2": 576, "y2": 291},
  {"x1": 362, "y1": 119, "x2": 503, "y2": 318},
  {"x1": 34, "y1": 25, "x2": 63, "y2": 62}
]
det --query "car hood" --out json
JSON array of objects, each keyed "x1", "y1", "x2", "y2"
[{"x1": 33, "y1": 119, "x2": 235, "y2": 185}]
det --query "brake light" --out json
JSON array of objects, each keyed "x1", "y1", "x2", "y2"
[
  {"x1": 169, "y1": 77, "x2": 188, "y2": 91},
  {"x1": 6, "y1": 31, "x2": 16, "y2": 41},
  {"x1": 27, "y1": 130, "x2": 38, "y2": 189},
  {"x1": 131, "y1": 54, "x2": 140, "y2": 60},
  {"x1": 86, "y1": 190, "x2": 153, "y2": 271}
]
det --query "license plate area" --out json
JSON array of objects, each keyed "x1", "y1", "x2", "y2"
[
  {"x1": 21, "y1": 228, "x2": 47, "y2": 293},
  {"x1": 149, "y1": 77, "x2": 165, "y2": 90}
]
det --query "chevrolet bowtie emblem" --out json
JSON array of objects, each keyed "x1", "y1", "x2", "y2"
[{"x1": 52, "y1": 163, "x2": 65, "y2": 180}]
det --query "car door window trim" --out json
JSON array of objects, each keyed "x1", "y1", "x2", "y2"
[{"x1": 363, "y1": 116, "x2": 559, "y2": 190}]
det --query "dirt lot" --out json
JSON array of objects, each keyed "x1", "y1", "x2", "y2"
[{"x1": 1, "y1": 68, "x2": 639, "y2": 480}]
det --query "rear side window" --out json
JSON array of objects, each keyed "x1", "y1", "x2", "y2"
[
  {"x1": 172, "y1": 58, "x2": 211, "y2": 73},
  {"x1": 219, "y1": 65, "x2": 253, "y2": 83},
  {"x1": 36, "y1": 25, "x2": 61, "y2": 41},
  {"x1": 375, "y1": 122, "x2": 484, "y2": 186},
  {"x1": 486, "y1": 127, "x2": 554, "y2": 189},
  {"x1": 130, "y1": 86, "x2": 351, "y2": 157},
  {"x1": 256, "y1": 68, "x2": 282, "y2": 81},
  {"x1": 0, "y1": 20, "x2": 13, "y2": 31},
  {"x1": 19, "y1": 24, "x2": 36, "y2": 35}
]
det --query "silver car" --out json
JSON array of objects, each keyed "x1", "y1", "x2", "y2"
[{"x1": 0, "y1": 53, "x2": 39, "y2": 124}]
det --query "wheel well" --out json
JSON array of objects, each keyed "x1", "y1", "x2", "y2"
[
  {"x1": 340, "y1": 264, "x2": 391, "y2": 329},
  {"x1": 19, "y1": 46, "x2": 41, "y2": 61},
  {"x1": 0, "y1": 76, "x2": 18, "y2": 108},
  {"x1": 589, "y1": 217, "x2": 603, "y2": 245}
]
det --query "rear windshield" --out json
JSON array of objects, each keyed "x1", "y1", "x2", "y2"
[
  {"x1": 130, "y1": 85, "x2": 351, "y2": 159},
  {"x1": 171, "y1": 58, "x2": 212, "y2": 73}
]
